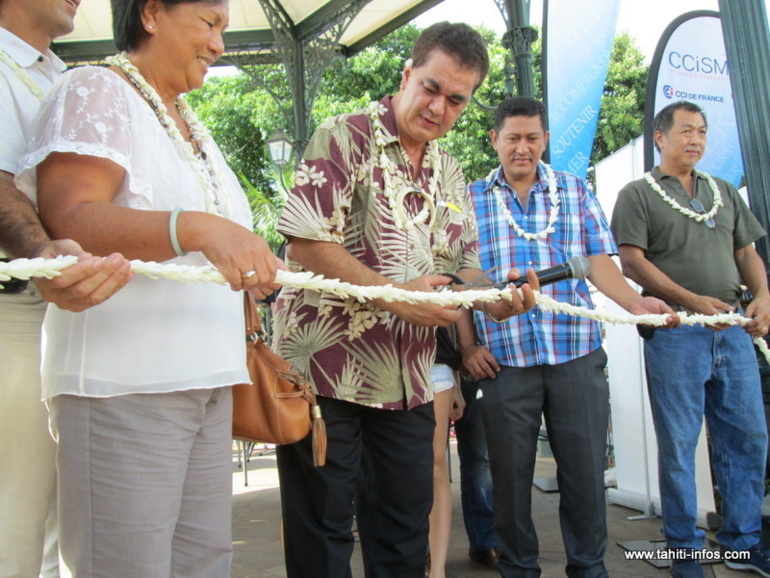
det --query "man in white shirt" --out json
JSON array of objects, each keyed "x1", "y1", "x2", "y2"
[{"x1": 0, "y1": 0, "x2": 131, "y2": 575}]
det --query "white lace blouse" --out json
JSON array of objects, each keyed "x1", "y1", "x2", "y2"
[{"x1": 16, "y1": 66, "x2": 252, "y2": 399}]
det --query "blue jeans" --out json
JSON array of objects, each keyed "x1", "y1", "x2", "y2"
[
  {"x1": 644, "y1": 324, "x2": 767, "y2": 551},
  {"x1": 453, "y1": 379, "x2": 496, "y2": 551}
]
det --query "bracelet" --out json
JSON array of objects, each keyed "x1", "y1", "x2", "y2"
[
  {"x1": 169, "y1": 207, "x2": 187, "y2": 257},
  {"x1": 483, "y1": 301, "x2": 506, "y2": 324}
]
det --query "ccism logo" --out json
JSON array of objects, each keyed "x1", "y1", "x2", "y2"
[
  {"x1": 668, "y1": 51, "x2": 729, "y2": 75},
  {"x1": 663, "y1": 85, "x2": 676, "y2": 99}
]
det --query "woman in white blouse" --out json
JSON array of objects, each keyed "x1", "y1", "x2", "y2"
[{"x1": 16, "y1": 0, "x2": 281, "y2": 575}]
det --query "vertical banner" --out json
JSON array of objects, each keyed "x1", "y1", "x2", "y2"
[
  {"x1": 543, "y1": 0, "x2": 620, "y2": 180},
  {"x1": 645, "y1": 11, "x2": 744, "y2": 187}
]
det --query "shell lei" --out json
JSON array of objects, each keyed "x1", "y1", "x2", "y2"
[
  {"x1": 367, "y1": 101, "x2": 439, "y2": 234},
  {"x1": 644, "y1": 170, "x2": 723, "y2": 223},
  {"x1": 106, "y1": 52, "x2": 229, "y2": 217},
  {"x1": 490, "y1": 163, "x2": 560, "y2": 241},
  {"x1": 0, "y1": 48, "x2": 45, "y2": 100}
]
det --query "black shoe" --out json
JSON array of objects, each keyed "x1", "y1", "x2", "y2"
[
  {"x1": 468, "y1": 547, "x2": 500, "y2": 568},
  {"x1": 725, "y1": 543, "x2": 770, "y2": 577}
]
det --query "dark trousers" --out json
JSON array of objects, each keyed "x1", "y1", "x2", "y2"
[
  {"x1": 454, "y1": 379, "x2": 496, "y2": 551},
  {"x1": 479, "y1": 348, "x2": 610, "y2": 578},
  {"x1": 276, "y1": 396, "x2": 435, "y2": 578}
]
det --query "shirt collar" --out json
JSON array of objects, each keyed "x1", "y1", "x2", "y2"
[
  {"x1": 484, "y1": 166, "x2": 505, "y2": 190},
  {"x1": 651, "y1": 165, "x2": 697, "y2": 182},
  {"x1": 485, "y1": 164, "x2": 552, "y2": 194},
  {"x1": 375, "y1": 95, "x2": 400, "y2": 146},
  {"x1": 0, "y1": 26, "x2": 66, "y2": 72}
]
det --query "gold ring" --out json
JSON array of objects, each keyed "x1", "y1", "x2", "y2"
[{"x1": 241, "y1": 270, "x2": 257, "y2": 279}]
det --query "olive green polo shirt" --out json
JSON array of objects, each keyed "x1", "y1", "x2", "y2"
[{"x1": 610, "y1": 167, "x2": 765, "y2": 304}]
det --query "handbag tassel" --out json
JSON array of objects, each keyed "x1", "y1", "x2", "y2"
[
  {"x1": 301, "y1": 385, "x2": 327, "y2": 466},
  {"x1": 310, "y1": 403, "x2": 327, "y2": 467}
]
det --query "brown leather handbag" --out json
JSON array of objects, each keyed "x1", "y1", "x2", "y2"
[{"x1": 232, "y1": 293, "x2": 326, "y2": 466}]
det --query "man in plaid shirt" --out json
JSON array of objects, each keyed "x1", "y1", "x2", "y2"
[{"x1": 461, "y1": 96, "x2": 677, "y2": 578}]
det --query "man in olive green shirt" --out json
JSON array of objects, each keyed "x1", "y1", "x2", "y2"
[{"x1": 611, "y1": 100, "x2": 770, "y2": 578}]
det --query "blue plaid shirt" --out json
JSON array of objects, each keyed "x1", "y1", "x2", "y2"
[{"x1": 467, "y1": 166, "x2": 617, "y2": 367}]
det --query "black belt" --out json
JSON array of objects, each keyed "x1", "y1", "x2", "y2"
[{"x1": 0, "y1": 259, "x2": 29, "y2": 294}]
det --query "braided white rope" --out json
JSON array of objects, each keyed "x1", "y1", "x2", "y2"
[
  {"x1": 3, "y1": 256, "x2": 769, "y2": 362},
  {"x1": 0, "y1": 256, "x2": 507, "y2": 307}
]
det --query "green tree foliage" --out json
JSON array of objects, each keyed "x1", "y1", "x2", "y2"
[
  {"x1": 188, "y1": 71, "x2": 287, "y2": 249},
  {"x1": 187, "y1": 74, "x2": 271, "y2": 190},
  {"x1": 318, "y1": 25, "x2": 420, "y2": 111},
  {"x1": 591, "y1": 31, "x2": 648, "y2": 166},
  {"x1": 238, "y1": 173, "x2": 287, "y2": 252}
]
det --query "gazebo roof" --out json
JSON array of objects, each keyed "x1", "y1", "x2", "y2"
[{"x1": 53, "y1": 0, "x2": 446, "y2": 64}]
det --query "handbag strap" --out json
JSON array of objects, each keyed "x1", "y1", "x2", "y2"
[{"x1": 244, "y1": 292, "x2": 263, "y2": 335}]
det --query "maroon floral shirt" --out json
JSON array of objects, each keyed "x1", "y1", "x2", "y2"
[{"x1": 274, "y1": 96, "x2": 479, "y2": 409}]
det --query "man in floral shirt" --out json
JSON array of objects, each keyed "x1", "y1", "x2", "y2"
[{"x1": 274, "y1": 22, "x2": 537, "y2": 578}]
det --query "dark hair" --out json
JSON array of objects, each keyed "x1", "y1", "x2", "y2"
[
  {"x1": 112, "y1": 0, "x2": 221, "y2": 52},
  {"x1": 410, "y1": 22, "x2": 489, "y2": 91},
  {"x1": 493, "y1": 96, "x2": 547, "y2": 133},
  {"x1": 652, "y1": 101, "x2": 707, "y2": 151}
]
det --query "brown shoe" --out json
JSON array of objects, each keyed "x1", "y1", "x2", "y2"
[{"x1": 468, "y1": 547, "x2": 500, "y2": 568}]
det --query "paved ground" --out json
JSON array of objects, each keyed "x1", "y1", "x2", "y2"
[{"x1": 229, "y1": 441, "x2": 755, "y2": 578}]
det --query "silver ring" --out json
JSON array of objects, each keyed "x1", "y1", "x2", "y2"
[{"x1": 241, "y1": 270, "x2": 257, "y2": 279}]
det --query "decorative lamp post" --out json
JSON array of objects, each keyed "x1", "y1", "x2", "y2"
[
  {"x1": 266, "y1": 130, "x2": 294, "y2": 194},
  {"x1": 266, "y1": 131, "x2": 294, "y2": 168}
]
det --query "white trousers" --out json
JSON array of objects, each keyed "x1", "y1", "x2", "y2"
[
  {"x1": 52, "y1": 387, "x2": 233, "y2": 578},
  {"x1": 0, "y1": 295, "x2": 58, "y2": 578}
]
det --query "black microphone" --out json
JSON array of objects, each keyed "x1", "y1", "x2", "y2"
[{"x1": 509, "y1": 256, "x2": 591, "y2": 288}]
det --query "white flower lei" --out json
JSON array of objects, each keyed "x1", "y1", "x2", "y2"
[
  {"x1": 0, "y1": 48, "x2": 45, "y2": 101},
  {"x1": 367, "y1": 101, "x2": 439, "y2": 233},
  {"x1": 490, "y1": 162, "x2": 560, "y2": 241},
  {"x1": 644, "y1": 170, "x2": 723, "y2": 224},
  {"x1": 106, "y1": 52, "x2": 229, "y2": 217}
]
